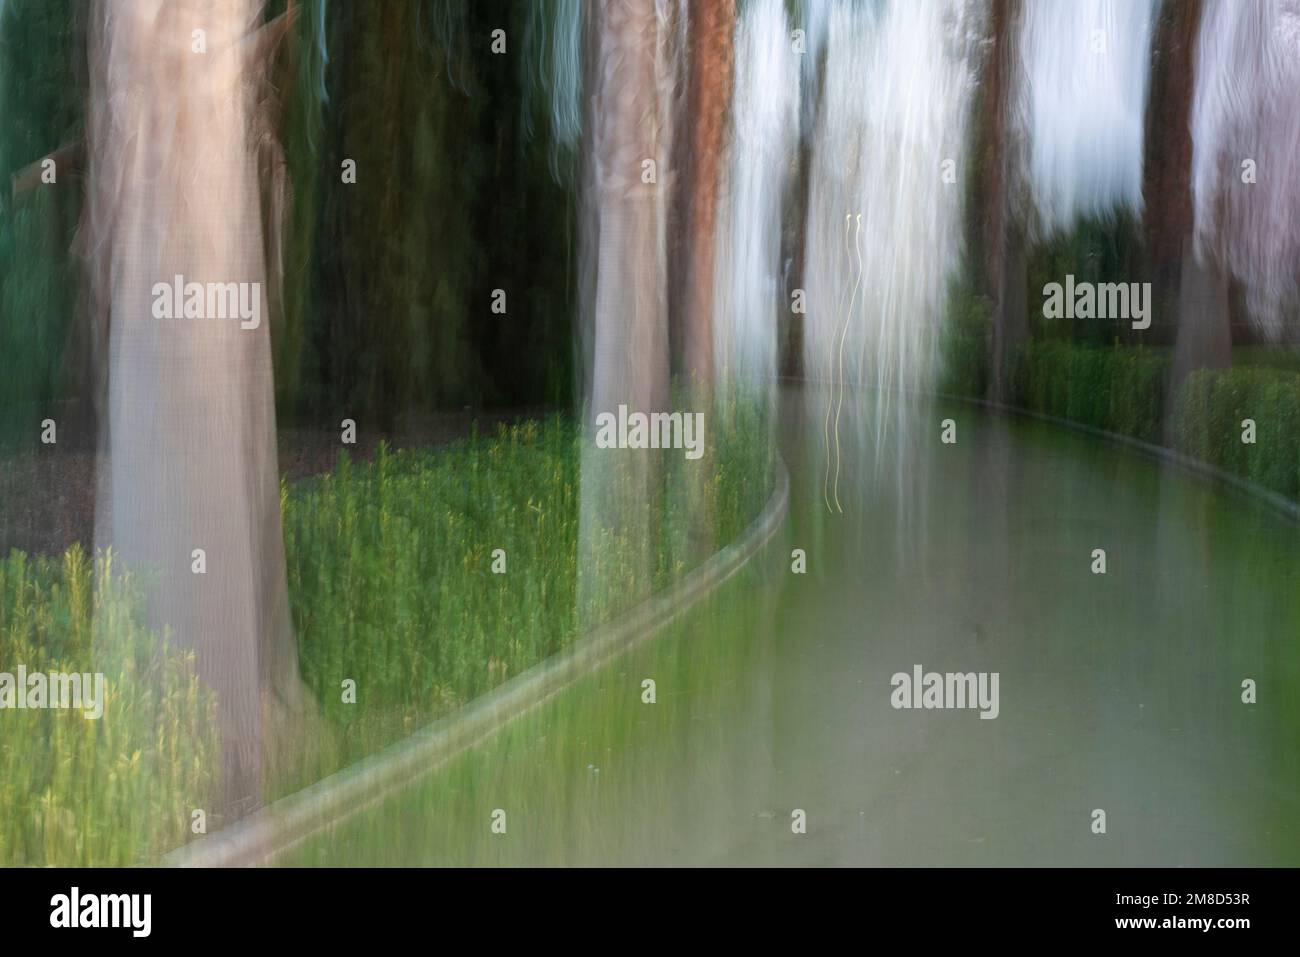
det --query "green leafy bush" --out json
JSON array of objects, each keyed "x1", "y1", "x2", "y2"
[
  {"x1": 1174, "y1": 367, "x2": 1300, "y2": 501},
  {"x1": 1012, "y1": 341, "x2": 1169, "y2": 444},
  {"x1": 0, "y1": 547, "x2": 218, "y2": 866}
]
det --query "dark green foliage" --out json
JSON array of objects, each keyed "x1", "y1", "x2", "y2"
[
  {"x1": 1174, "y1": 367, "x2": 1300, "y2": 501},
  {"x1": 1026, "y1": 212, "x2": 1147, "y2": 345},
  {"x1": 938, "y1": 269, "x2": 992, "y2": 399},
  {"x1": 0, "y1": 0, "x2": 84, "y2": 443},
  {"x1": 1008, "y1": 338, "x2": 1300, "y2": 500},
  {"x1": 1, "y1": 1, "x2": 578, "y2": 436},
  {"x1": 1012, "y1": 341, "x2": 1169, "y2": 444},
  {"x1": 282, "y1": 0, "x2": 576, "y2": 425}
]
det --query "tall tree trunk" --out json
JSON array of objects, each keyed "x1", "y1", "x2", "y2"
[
  {"x1": 577, "y1": 0, "x2": 672, "y2": 627},
  {"x1": 586, "y1": 1, "x2": 670, "y2": 418},
  {"x1": 983, "y1": 0, "x2": 1026, "y2": 403},
  {"x1": 1145, "y1": 0, "x2": 1230, "y2": 424},
  {"x1": 674, "y1": 0, "x2": 734, "y2": 565},
  {"x1": 1144, "y1": 0, "x2": 1200, "y2": 310},
  {"x1": 679, "y1": 0, "x2": 735, "y2": 386},
  {"x1": 83, "y1": 0, "x2": 302, "y2": 815},
  {"x1": 1170, "y1": 237, "x2": 1232, "y2": 397}
]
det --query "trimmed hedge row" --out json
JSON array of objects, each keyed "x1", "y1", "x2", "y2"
[
  {"x1": 1009, "y1": 341, "x2": 1300, "y2": 501},
  {"x1": 1011, "y1": 341, "x2": 1169, "y2": 445},
  {"x1": 1174, "y1": 366, "x2": 1300, "y2": 502}
]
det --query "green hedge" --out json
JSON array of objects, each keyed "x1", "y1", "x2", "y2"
[
  {"x1": 943, "y1": 319, "x2": 1300, "y2": 500},
  {"x1": 1009, "y1": 340, "x2": 1300, "y2": 500},
  {"x1": 937, "y1": 272, "x2": 991, "y2": 400},
  {"x1": 1012, "y1": 341, "x2": 1170, "y2": 445},
  {"x1": 1174, "y1": 367, "x2": 1300, "y2": 501}
]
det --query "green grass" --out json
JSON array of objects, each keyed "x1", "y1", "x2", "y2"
[
  {"x1": 284, "y1": 395, "x2": 774, "y2": 784},
  {"x1": 284, "y1": 559, "x2": 780, "y2": 867},
  {"x1": 1231, "y1": 346, "x2": 1300, "y2": 375},
  {"x1": 0, "y1": 394, "x2": 774, "y2": 864},
  {"x1": 0, "y1": 547, "x2": 218, "y2": 866}
]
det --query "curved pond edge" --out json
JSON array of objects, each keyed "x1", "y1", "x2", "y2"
[
  {"x1": 164, "y1": 453, "x2": 790, "y2": 867},
  {"x1": 955, "y1": 395, "x2": 1300, "y2": 525}
]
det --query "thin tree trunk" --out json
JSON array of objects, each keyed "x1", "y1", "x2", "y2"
[
  {"x1": 679, "y1": 0, "x2": 735, "y2": 386},
  {"x1": 983, "y1": 0, "x2": 1026, "y2": 403},
  {"x1": 1144, "y1": 0, "x2": 1200, "y2": 307}
]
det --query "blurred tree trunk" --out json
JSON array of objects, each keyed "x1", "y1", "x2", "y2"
[
  {"x1": 586, "y1": 1, "x2": 669, "y2": 418},
  {"x1": 1170, "y1": 238, "x2": 1232, "y2": 403},
  {"x1": 1144, "y1": 0, "x2": 1199, "y2": 313},
  {"x1": 679, "y1": 0, "x2": 735, "y2": 385},
  {"x1": 982, "y1": 0, "x2": 1026, "y2": 403},
  {"x1": 82, "y1": 0, "x2": 305, "y2": 816},
  {"x1": 1146, "y1": 0, "x2": 1231, "y2": 416},
  {"x1": 577, "y1": 0, "x2": 672, "y2": 627},
  {"x1": 674, "y1": 0, "x2": 734, "y2": 564}
]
